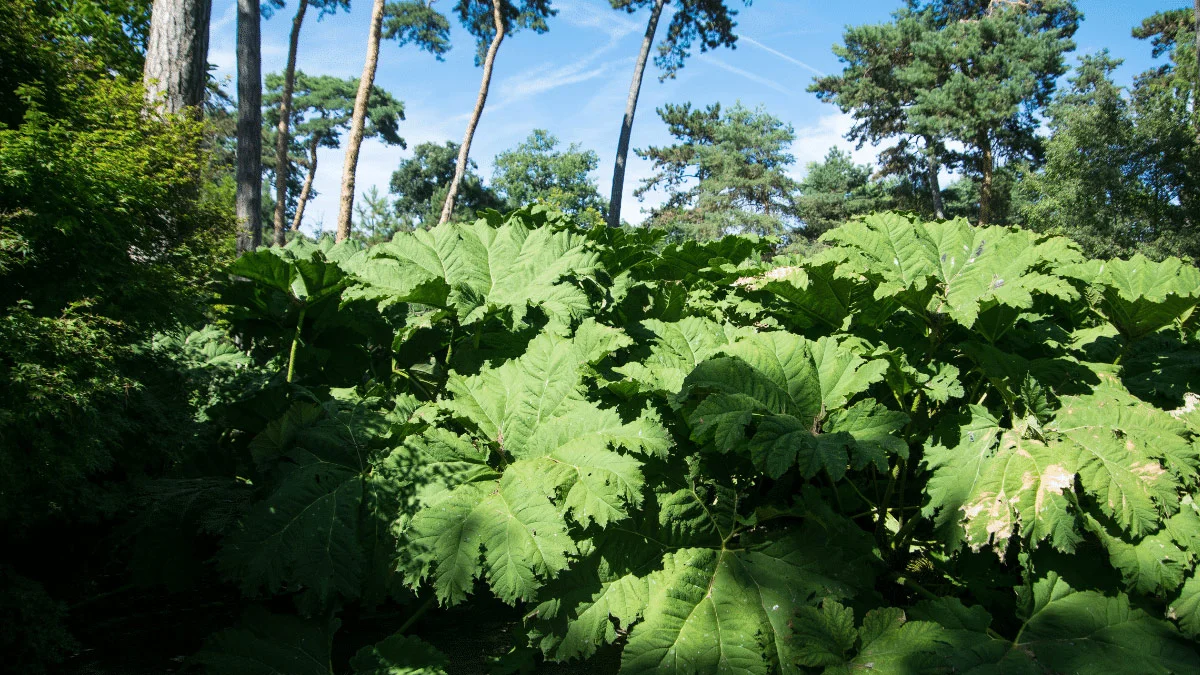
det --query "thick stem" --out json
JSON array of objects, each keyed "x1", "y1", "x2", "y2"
[
  {"x1": 287, "y1": 305, "x2": 307, "y2": 384},
  {"x1": 874, "y1": 462, "x2": 899, "y2": 543},
  {"x1": 336, "y1": 0, "x2": 387, "y2": 242},
  {"x1": 273, "y1": 0, "x2": 309, "y2": 246},
  {"x1": 235, "y1": 0, "x2": 263, "y2": 254},
  {"x1": 978, "y1": 134, "x2": 994, "y2": 225},
  {"x1": 439, "y1": 0, "x2": 506, "y2": 225},
  {"x1": 397, "y1": 596, "x2": 436, "y2": 634},
  {"x1": 607, "y1": 0, "x2": 666, "y2": 229},
  {"x1": 291, "y1": 135, "x2": 319, "y2": 232}
]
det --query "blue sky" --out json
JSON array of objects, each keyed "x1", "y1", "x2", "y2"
[{"x1": 208, "y1": 0, "x2": 1188, "y2": 232}]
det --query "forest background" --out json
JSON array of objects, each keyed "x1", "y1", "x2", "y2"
[
  {"x1": 212, "y1": 0, "x2": 1180, "y2": 232},
  {"x1": 6, "y1": 0, "x2": 1200, "y2": 673}
]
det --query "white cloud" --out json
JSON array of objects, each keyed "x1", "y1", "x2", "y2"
[
  {"x1": 211, "y1": 2, "x2": 236, "y2": 33},
  {"x1": 553, "y1": 0, "x2": 642, "y2": 42},
  {"x1": 790, "y1": 112, "x2": 878, "y2": 177},
  {"x1": 496, "y1": 61, "x2": 611, "y2": 105}
]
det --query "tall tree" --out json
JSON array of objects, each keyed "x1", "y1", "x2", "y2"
[
  {"x1": 906, "y1": 0, "x2": 1078, "y2": 223},
  {"x1": 390, "y1": 141, "x2": 506, "y2": 227},
  {"x1": 606, "y1": 0, "x2": 747, "y2": 228},
  {"x1": 269, "y1": 0, "x2": 350, "y2": 246},
  {"x1": 636, "y1": 102, "x2": 801, "y2": 240},
  {"x1": 236, "y1": 0, "x2": 263, "y2": 252},
  {"x1": 335, "y1": 1, "x2": 450, "y2": 242},
  {"x1": 813, "y1": 0, "x2": 1077, "y2": 224},
  {"x1": 795, "y1": 147, "x2": 896, "y2": 238},
  {"x1": 1014, "y1": 53, "x2": 1152, "y2": 259},
  {"x1": 354, "y1": 186, "x2": 406, "y2": 242},
  {"x1": 264, "y1": 71, "x2": 404, "y2": 232},
  {"x1": 492, "y1": 129, "x2": 604, "y2": 219},
  {"x1": 143, "y1": 0, "x2": 212, "y2": 115},
  {"x1": 810, "y1": 15, "x2": 948, "y2": 219},
  {"x1": 438, "y1": 0, "x2": 555, "y2": 225}
]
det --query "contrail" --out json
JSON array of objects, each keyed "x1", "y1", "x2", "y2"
[
  {"x1": 705, "y1": 57, "x2": 791, "y2": 95},
  {"x1": 741, "y1": 36, "x2": 825, "y2": 77}
]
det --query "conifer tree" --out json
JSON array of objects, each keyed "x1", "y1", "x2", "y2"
[
  {"x1": 335, "y1": 0, "x2": 450, "y2": 241},
  {"x1": 438, "y1": 0, "x2": 555, "y2": 225},
  {"x1": 606, "y1": 0, "x2": 747, "y2": 228},
  {"x1": 636, "y1": 102, "x2": 800, "y2": 240},
  {"x1": 269, "y1": 0, "x2": 350, "y2": 246},
  {"x1": 264, "y1": 71, "x2": 404, "y2": 232}
]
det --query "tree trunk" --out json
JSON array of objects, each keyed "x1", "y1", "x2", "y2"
[
  {"x1": 335, "y1": 0, "x2": 386, "y2": 242},
  {"x1": 439, "y1": 0, "x2": 506, "y2": 225},
  {"x1": 291, "y1": 136, "x2": 320, "y2": 232},
  {"x1": 924, "y1": 139, "x2": 945, "y2": 220},
  {"x1": 1194, "y1": 0, "x2": 1200, "y2": 140},
  {"x1": 978, "y1": 135, "x2": 994, "y2": 225},
  {"x1": 272, "y1": 0, "x2": 309, "y2": 246},
  {"x1": 143, "y1": 0, "x2": 213, "y2": 115},
  {"x1": 235, "y1": 0, "x2": 263, "y2": 253},
  {"x1": 607, "y1": 0, "x2": 666, "y2": 229}
]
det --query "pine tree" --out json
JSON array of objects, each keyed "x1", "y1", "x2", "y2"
[
  {"x1": 335, "y1": 0, "x2": 450, "y2": 241},
  {"x1": 636, "y1": 102, "x2": 800, "y2": 240},
  {"x1": 606, "y1": 0, "x2": 747, "y2": 228},
  {"x1": 437, "y1": 0, "x2": 554, "y2": 225}
]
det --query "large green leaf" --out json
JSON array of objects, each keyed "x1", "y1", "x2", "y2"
[
  {"x1": 197, "y1": 608, "x2": 338, "y2": 675},
  {"x1": 821, "y1": 214, "x2": 1080, "y2": 328},
  {"x1": 1009, "y1": 574, "x2": 1200, "y2": 674},
  {"x1": 960, "y1": 430, "x2": 1080, "y2": 556},
  {"x1": 614, "y1": 317, "x2": 752, "y2": 396},
  {"x1": 345, "y1": 217, "x2": 599, "y2": 328},
  {"x1": 683, "y1": 331, "x2": 898, "y2": 479},
  {"x1": 790, "y1": 601, "x2": 944, "y2": 674},
  {"x1": 620, "y1": 529, "x2": 867, "y2": 675},
  {"x1": 1061, "y1": 254, "x2": 1200, "y2": 340},
  {"x1": 402, "y1": 463, "x2": 578, "y2": 606},
  {"x1": 1050, "y1": 386, "x2": 1185, "y2": 536},
  {"x1": 350, "y1": 633, "x2": 448, "y2": 675},
  {"x1": 922, "y1": 405, "x2": 1005, "y2": 549},
  {"x1": 220, "y1": 403, "x2": 403, "y2": 608}
]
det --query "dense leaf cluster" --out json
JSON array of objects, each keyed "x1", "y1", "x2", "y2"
[{"x1": 181, "y1": 208, "x2": 1200, "y2": 673}]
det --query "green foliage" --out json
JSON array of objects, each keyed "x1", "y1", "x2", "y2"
[
  {"x1": 636, "y1": 102, "x2": 802, "y2": 240},
  {"x1": 355, "y1": 186, "x2": 409, "y2": 243},
  {"x1": 0, "y1": 76, "x2": 228, "y2": 528},
  {"x1": 815, "y1": 0, "x2": 1080, "y2": 223},
  {"x1": 455, "y1": 0, "x2": 555, "y2": 64},
  {"x1": 1016, "y1": 17, "x2": 1200, "y2": 261},
  {"x1": 180, "y1": 208, "x2": 1200, "y2": 673},
  {"x1": 492, "y1": 129, "x2": 605, "y2": 222},
  {"x1": 0, "y1": 0, "x2": 150, "y2": 127},
  {"x1": 0, "y1": 4, "x2": 229, "y2": 668},
  {"x1": 795, "y1": 147, "x2": 897, "y2": 238},
  {"x1": 610, "y1": 0, "x2": 749, "y2": 80},
  {"x1": 390, "y1": 141, "x2": 507, "y2": 227}
]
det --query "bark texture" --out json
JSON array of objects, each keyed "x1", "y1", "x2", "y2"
[
  {"x1": 273, "y1": 0, "x2": 309, "y2": 246},
  {"x1": 439, "y1": 0, "x2": 506, "y2": 226},
  {"x1": 924, "y1": 139, "x2": 945, "y2": 220},
  {"x1": 336, "y1": 0, "x2": 387, "y2": 242},
  {"x1": 607, "y1": 0, "x2": 666, "y2": 229},
  {"x1": 292, "y1": 136, "x2": 320, "y2": 232},
  {"x1": 978, "y1": 135, "x2": 994, "y2": 225},
  {"x1": 143, "y1": 0, "x2": 213, "y2": 115},
  {"x1": 236, "y1": 0, "x2": 263, "y2": 253},
  {"x1": 1195, "y1": 0, "x2": 1200, "y2": 140}
]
